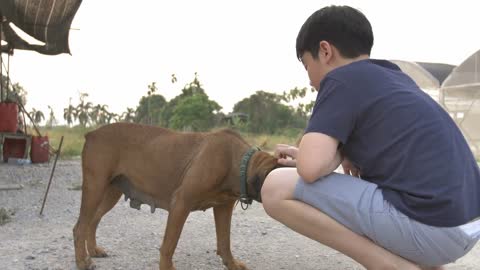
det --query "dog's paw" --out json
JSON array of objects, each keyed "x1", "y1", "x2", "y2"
[
  {"x1": 227, "y1": 259, "x2": 249, "y2": 270},
  {"x1": 76, "y1": 256, "x2": 96, "y2": 270},
  {"x1": 88, "y1": 246, "x2": 108, "y2": 258},
  {"x1": 159, "y1": 264, "x2": 176, "y2": 270},
  {"x1": 159, "y1": 259, "x2": 176, "y2": 270}
]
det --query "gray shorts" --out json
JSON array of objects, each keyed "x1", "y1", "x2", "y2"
[{"x1": 293, "y1": 173, "x2": 480, "y2": 267}]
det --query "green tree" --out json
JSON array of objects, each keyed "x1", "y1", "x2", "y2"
[
  {"x1": 282, "y1": 86, "x2": 316, "y2": 118},
  {"x1": 135, "y1": 94, "x2": 167, "y2": 125},
  {"x1": 162, "y1": 72, "x2": 216, "y2": 127},
  {"x1": 233, "y1": 90, "x2": 304, "y2": 134},
  {"x1": 170, "y1": 93, "x2": 221, "y2": 131}
]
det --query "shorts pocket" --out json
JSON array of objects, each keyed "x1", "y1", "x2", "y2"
[{"x1": 373, "y1": 198, "x2": 409, "y2": 218}]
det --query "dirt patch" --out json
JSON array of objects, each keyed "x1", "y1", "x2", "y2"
[
  {"x1": 0, "y1": 160, "x2": 478, "y2": 270},
  {"x1": 0, "y1": 207, "x2": 14, "y2": 225}
]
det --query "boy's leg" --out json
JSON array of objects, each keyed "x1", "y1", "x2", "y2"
[{"x1": 261, "y1": 167, "x2": 422, "y2": 270}]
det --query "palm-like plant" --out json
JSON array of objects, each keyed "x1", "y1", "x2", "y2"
[
  {"x1": 96, "y1": 105, "x2": 111, "y2": 125},
  {"x1": 89, "y1": 104, "x2": 108, "y2": 126},
  {"x1": 63, "y1": 98, "x2": 77, "y2": 127},
  {"x1": 46, "y1": 105, "x2": 57, "y2": 128},
  {"x1": 73, "y1": 92, "x2": 92, "y2": 127},
  {"x1": 121, "y1": 107, "x2": 136, "y2": 123},
  {"x1": 29, "y1": 108, "x2": 37, "y2": 120},
  {"x1": 106, "y1": 112, "x2": 118, "y2": 124},
  {"x1": 29, "y1": 108, "x2": 45, "y2": 126},
  {"x1": 75, "y1": 101, "x2": 92, "y2": 127}
]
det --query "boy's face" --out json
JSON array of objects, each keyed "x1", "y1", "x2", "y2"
[{"x1": 301, "y1": 51, "x2": 329, "y2": 91}]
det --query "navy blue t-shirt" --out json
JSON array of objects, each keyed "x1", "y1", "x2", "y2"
[{"x1": 306, "y1": 59, "x2": 480, "y2": 227}]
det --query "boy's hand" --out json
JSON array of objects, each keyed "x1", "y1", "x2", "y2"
[
  {"x1": 341, "y1": 157, "x2": 361, "y2": 178},
  {"x1": 274, "y1": 144, "x2": 298, "y2": 167}
]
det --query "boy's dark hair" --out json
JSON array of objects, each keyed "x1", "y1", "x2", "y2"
[{"x1": 296, "y1": 5, "x2": 374, "y2": 60}]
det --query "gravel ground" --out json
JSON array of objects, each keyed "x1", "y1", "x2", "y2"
[{"x1": 0, "y1": 160, "x2": 479, "y2": 270}]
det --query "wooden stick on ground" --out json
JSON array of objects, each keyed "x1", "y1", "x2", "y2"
[
  {"x1": 0, "y1": 184, "x2": 23, "y2": 191},
  {"x1": 39, "y1": 136, "x2": 64, "y2": 216}
]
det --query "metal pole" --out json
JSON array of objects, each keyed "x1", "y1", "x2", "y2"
[
  {"x1": 7, "y1": 51, "x2": 10, "y2": 93},
  {"x1": 40, "y1": 136, "x2": 64, "y2": 216}
]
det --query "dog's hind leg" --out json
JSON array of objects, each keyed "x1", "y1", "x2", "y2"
[
  {"x1": 73, "y1": 172, "x2": 109, "y2": 270},
  {"x1": 159, "y1": 194, "x2": 191, "y2": 270},
  {"x1": 86, "y1": 185, "x2": 122, "y2": 258},
  {"x1": 214, "y1": 201, "x2": 248, "y2": 270}
]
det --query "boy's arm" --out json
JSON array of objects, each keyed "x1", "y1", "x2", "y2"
[{"x1": 297, "y1": 132, "x2": 342, "y2": 183}]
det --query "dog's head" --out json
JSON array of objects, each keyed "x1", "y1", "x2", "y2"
[{"x1": 246, "y1": 151, "x2": 284, "y2": 203}]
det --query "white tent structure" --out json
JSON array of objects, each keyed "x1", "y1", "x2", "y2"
[
  {"x1": 390, "y1": 58, "x2": 479, "y2": 159},
  {"x1": 390, "y1": 60, "x2": 455, "y2": 102},
  {"x1": 390, "y1": 60, "x2": 440, "y2": 89},
  {"x1": 440, "y1": 50, "x2": 480, "y2": 159}
]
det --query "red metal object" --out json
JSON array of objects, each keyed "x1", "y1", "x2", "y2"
[
  {"x1": 2, "y1": 137, "x2": 26, "y2": 162},
  {"x1": 30, "y1": 136, "x2": 50, "y2": 163},
  {"x1": 0, "y1": 102, "x2": 18, "y2": 132}
]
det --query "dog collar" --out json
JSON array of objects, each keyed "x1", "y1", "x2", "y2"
[{"x1": 239, "y1": 147, "x2": 260, "y2": 209}]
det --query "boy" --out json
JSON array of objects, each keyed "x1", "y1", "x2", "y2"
[{"x1": 261, "y1": 5, "x2": 480, "y2": 270}]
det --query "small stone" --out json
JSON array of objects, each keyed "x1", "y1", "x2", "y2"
[{"x1": 26, "y1": 255, "x2": 35, "y2": 260}]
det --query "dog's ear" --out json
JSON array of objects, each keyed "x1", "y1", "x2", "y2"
[
  {"x1": 247, "y1": 151, "x2": 285, "y2": 202},
  {"x1": 248, "y1": 174, "x2": 263, "y2": 202},
  {"x1": 246, "y1": 151, "x2": 277, "y2": 203}
]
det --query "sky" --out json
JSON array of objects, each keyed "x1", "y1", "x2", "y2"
[{"x1": 4, "y1": 0, "x2": 480, "y2": 123}]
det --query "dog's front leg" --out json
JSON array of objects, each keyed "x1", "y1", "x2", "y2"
[
  {"x1": 159, "y1": 198, "x2": 190, "y2": 270},
  {"x1": 213, "y1": 201, "x2": 248, "y2": 270}
]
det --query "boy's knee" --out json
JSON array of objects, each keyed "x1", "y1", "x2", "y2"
[
  {"x1": 261, "y1": 170, "x2": 280, "y2": 211},
  {"x1": 261, "y1": 169, "x2": 296, "y2": 214}
]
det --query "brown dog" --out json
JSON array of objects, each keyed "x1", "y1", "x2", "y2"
[{"x1": 73, "y1": 122, "x2": 280, "y2": 270}]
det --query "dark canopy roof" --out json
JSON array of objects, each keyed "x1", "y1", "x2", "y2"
[
  {"x1": 416, "y1": 62, "x2": 456, "y2": 85},
  {"x1": 0, "y1": 0, "x2": 82, "y2": 55}
]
